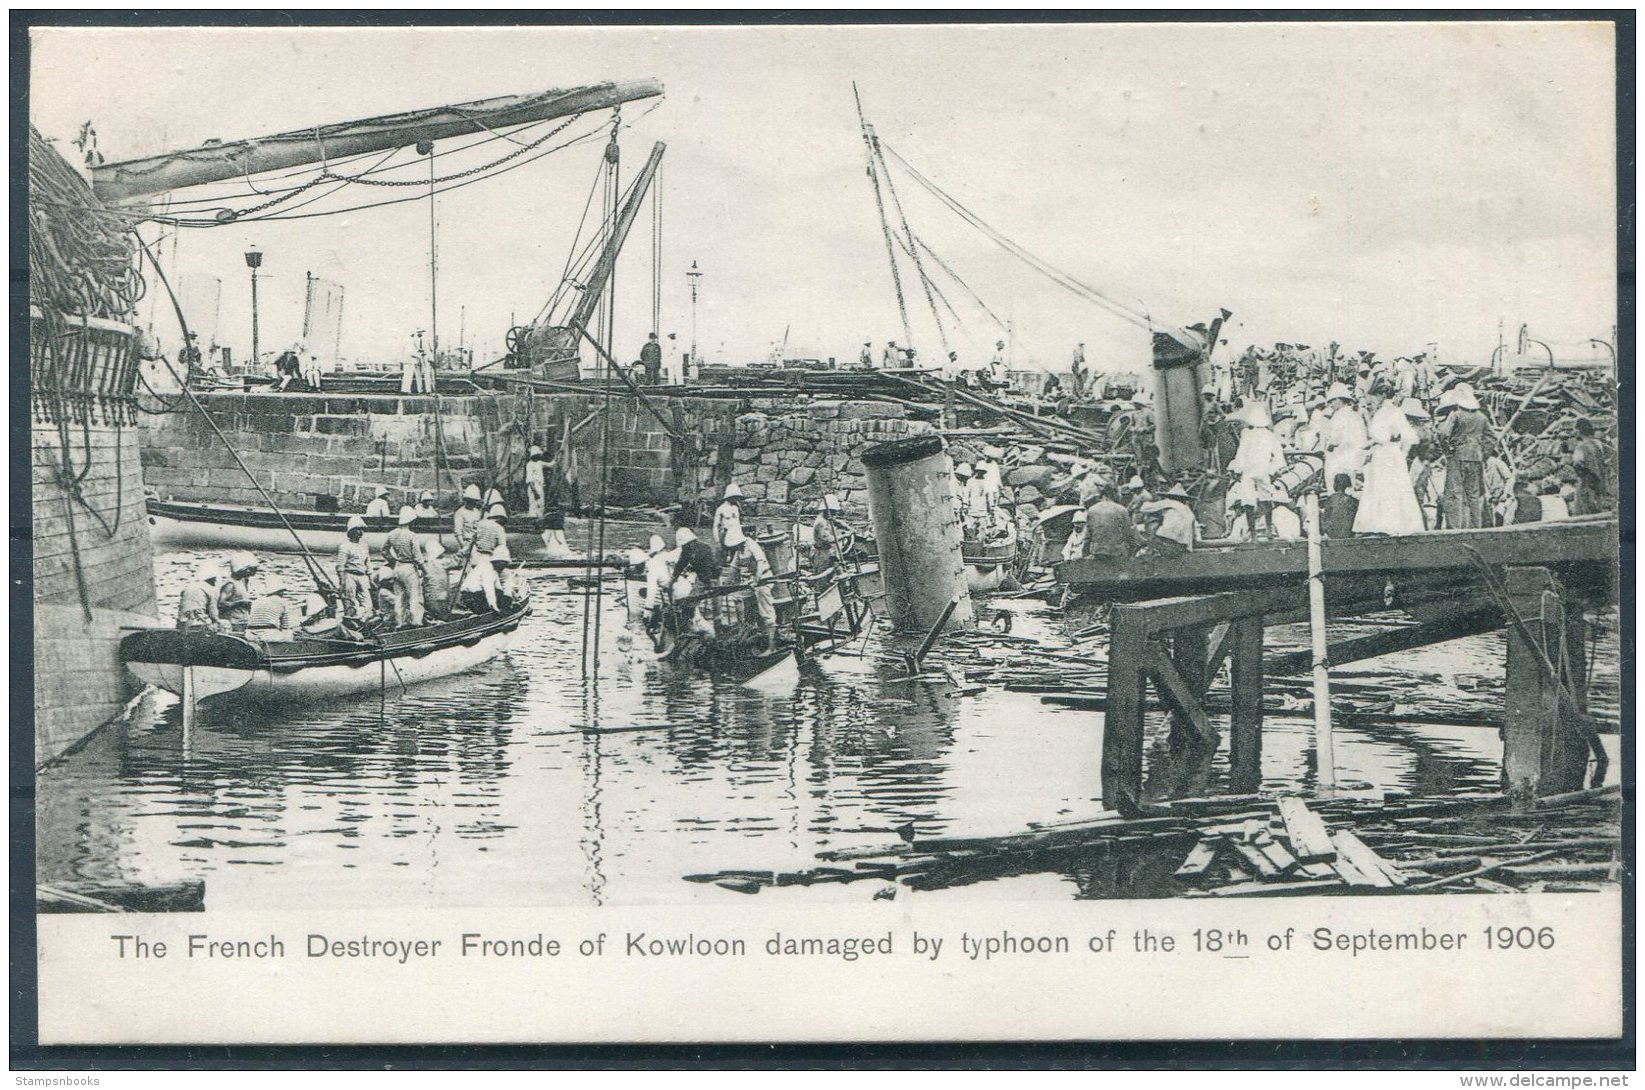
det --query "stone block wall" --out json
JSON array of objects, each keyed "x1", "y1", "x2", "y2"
[
  {"x1": 138, "y1": 388, "x2": 1088, "y2": 522},
  {"x1": 139, "y1": 391, "x2": 530, "y2": 511}
]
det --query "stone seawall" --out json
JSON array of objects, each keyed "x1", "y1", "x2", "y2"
[{"x1": 139, "y1": 389, "x2": 940, "y2": 517}]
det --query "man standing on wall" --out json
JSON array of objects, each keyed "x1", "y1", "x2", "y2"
[{"x1": 640, "y1": 332, "x2": 663, "y2": 385}]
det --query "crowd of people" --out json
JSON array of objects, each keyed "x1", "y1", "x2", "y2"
[{"x1": 1056, "y1": 341, "x2": 1614, "y2": 561}]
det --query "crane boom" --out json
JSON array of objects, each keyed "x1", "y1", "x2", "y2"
[
  {"x1": 91, "y1": 79, "x2": 664, "y2": 203},
  {"x1": 568, "y1": 141, "x2": 666, "y2": 335}
]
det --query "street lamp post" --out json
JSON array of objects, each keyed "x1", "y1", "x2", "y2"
[
  {"x1": 244, "y1": 244, "x2": 263, "y2": 371},
  {"x1": 687, "y1": 260, "x2": 702, "y2": 377}
]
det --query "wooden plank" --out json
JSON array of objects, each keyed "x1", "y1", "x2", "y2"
[
  {"x1": 1257, "y1": 838, "x2": 1299, "y2": 876},
  {"x1": 1231, "y1": 840, "x2": 1281, "y2": 880},
  {"x1": 1276, "y1": 797, "x2": 1337, "y2": 862},
  {"x1": 1173, "y1": 838, "x2": 1222, "y2": 880},
  {"x1": 1329, "y1": 830, "x2": 1397, "y2": 888}
]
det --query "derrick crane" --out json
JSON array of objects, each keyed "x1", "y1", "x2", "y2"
[{"x1": 506, "y1": 140, "x2": 666, "y2": 381}]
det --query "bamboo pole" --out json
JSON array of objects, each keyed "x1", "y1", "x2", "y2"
[{"x1": 1303, "y1": 490, "x2": 1335, "y2": 794}]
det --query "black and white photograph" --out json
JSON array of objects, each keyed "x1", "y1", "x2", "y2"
[{"x1": 19, "y1": 16, "x2": 1628, "y2": 1051}]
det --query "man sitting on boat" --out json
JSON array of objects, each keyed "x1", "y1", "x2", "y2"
[
  {"x1": 383, "y1": 506, "x2": 428, "y2": 627},
  {"x1": 365, "y1": 485, "x2": 393, "y2": 520},
  {"x1": 272, "y1": 344, "x2": 303, "y2": 392},
  {"x1": 176, "y1": 561, "x2": 225, "y2": 630},
  {"x1": 421, "y1": 538, "x2": 456, "y2": 621},
  {"x1": 1136, "y1": 484, "x2": 1198, "y2": 557},
  {"x1": 720, "y1": 526, "x2": 779, "y2": 654},
  {"x1": 1082, "y1": 484, "x2": 1137, "y2": 560},
  {"x1": 245, "y1": 583, "x2": 303, "y2": 640},
  {"x1": 218, "y1": 553, "x2": 260, "y2": 632},
  {"x1": 455, "y1": 542, "x2": 513, "y2": 614},
  {"x1": 492, "y1": 545, "x2": 529, "y2": 612},
  {"x1": 414, "y1": 490, "x2": 439, "y2": 521},
  {"x1": 336, "y1": 516, "x2": 374, "y2": 620}
]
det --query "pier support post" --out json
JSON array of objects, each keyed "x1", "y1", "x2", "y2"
[
  {"x1": 1100, "y1": 612, "x2": 1149, "y2": 816},
  {"x1": 1228, "y1": 617, "x2": 1265, "y2": 792},
  {"x1": 1502, "y1": 566, "x2": 1588, "y2": 799}
]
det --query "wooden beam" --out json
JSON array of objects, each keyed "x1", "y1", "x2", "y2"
[
  {"x1": 1057, "y1": 518, "x2": 1617, "y2": 602},
  {"x1": 1144, "y1": 645, "x2": 1214, "y2": 745},
  {"x1": 1110, "y1": 587, "x2": 1304, "y2": 632},
  {"x1": 1266, "y1": 608, "x2": 1503, "y2": 676},
  {"x1": 1203, "y1": 621, "x2": 1235, "y2": 685}
]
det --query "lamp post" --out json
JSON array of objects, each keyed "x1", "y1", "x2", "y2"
[
  {"x1": 687, "y1": 260, "x2": 702, "y2": 375},
  {"x1": 1588, "y1": 337, "x2": 1617, "y2": 372},
  {"x1": 244, "y1": 244, "x2": 263, "y2": 370}
]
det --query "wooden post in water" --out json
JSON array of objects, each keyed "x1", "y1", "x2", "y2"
[
  {"x1": 861, "y1": 435, "x2": 973, "y2": 633},
  {"x1": 1502, "y1": 566, "x2": 1590, "y2": 799},
  {"x1": 1228, "y1": 616, "x2": 1265, "y2": 792},
  {"x1": 1302, "y1": 491, "x2": 1335, "y2": 793}
]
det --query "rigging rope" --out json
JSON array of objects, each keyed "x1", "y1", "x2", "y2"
[
  {"x1": 879, "y1": 141, "x2": 1155, "y2": 332},
  {"x1": 874, "y1": 132, "x2": 948, "y2": 356},
  {"x1": 915, "y1": 235, "x2": 1008, "y2": 330}
]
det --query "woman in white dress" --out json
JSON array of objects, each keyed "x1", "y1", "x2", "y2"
[
  {"x1": 1226, "y1": 401, "x2": 1285, "y2": 538},
  {"x1": 1353, "y1": 381, "x2": 1425, "y2": 535}
]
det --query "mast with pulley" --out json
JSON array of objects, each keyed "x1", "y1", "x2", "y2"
[{"x1": 507, "y1": 140, "x2": 667, "y2": 381}]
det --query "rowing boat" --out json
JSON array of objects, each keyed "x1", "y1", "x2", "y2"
[
  {"x1": 120, "y1": 601, "x2": 531, "y2": 705},
  {"x1": 145, "y1": 497, "x2": 656, "y2": 558}
]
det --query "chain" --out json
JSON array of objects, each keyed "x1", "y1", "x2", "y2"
[{"x1": 222, "y1": 112, "x2": 587, "y2": 221}]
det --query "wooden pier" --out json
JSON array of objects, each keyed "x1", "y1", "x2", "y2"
[{"x1": 1088, "y1": 519, "x2": 1618, "y2": 815}]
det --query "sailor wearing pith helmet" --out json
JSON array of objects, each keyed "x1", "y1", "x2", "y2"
[
  {"x1": 176, "y1": 559, "x2": 225, "y2": 630},
  {"x1": 414, "y1": 489, "x2": 438, "y2": 520},
  {"x1": 721, "y1": 524, "x2": 778, "y2": 652},
  {"x1": 334, "y1": 516, "x2": 373, "y2": 619},
  {"x1": 490, "y1": 542, "x2": 527, "y2": 612},
  {"x1": 365, "y1": 485, "x2": 393, "y2": 520},
  {"x1": 382, "y1": 506, "x2": 426, "y2": 627}
]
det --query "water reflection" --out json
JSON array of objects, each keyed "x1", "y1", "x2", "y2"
[{"x1": 34, "y1": 550, "x2": 1618, "y2": 907}]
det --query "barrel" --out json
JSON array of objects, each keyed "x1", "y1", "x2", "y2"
[{"x1": 861, "y1": 435, "x2": 974, "y2": 632}]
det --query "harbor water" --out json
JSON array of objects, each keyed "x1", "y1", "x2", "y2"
[{"x1": 36, "y1": 548, "x2": 1621, "y2": 907}]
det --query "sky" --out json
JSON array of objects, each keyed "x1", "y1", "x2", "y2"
[{"x1": 30, "y1": 21, "x2": 1619, "y2": 371}]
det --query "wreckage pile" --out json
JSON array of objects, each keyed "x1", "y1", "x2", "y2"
[
  {"x1": 681, "y1": 786, "x2": 1620, "y2": 898},
  {"x1": 1462, "y1": 365, "x2": 1617, "y2": 482}
]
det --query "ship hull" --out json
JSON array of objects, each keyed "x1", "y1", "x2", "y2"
[{"x1": 32, "y1": 314, "x2": 160, "y2": 765}]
